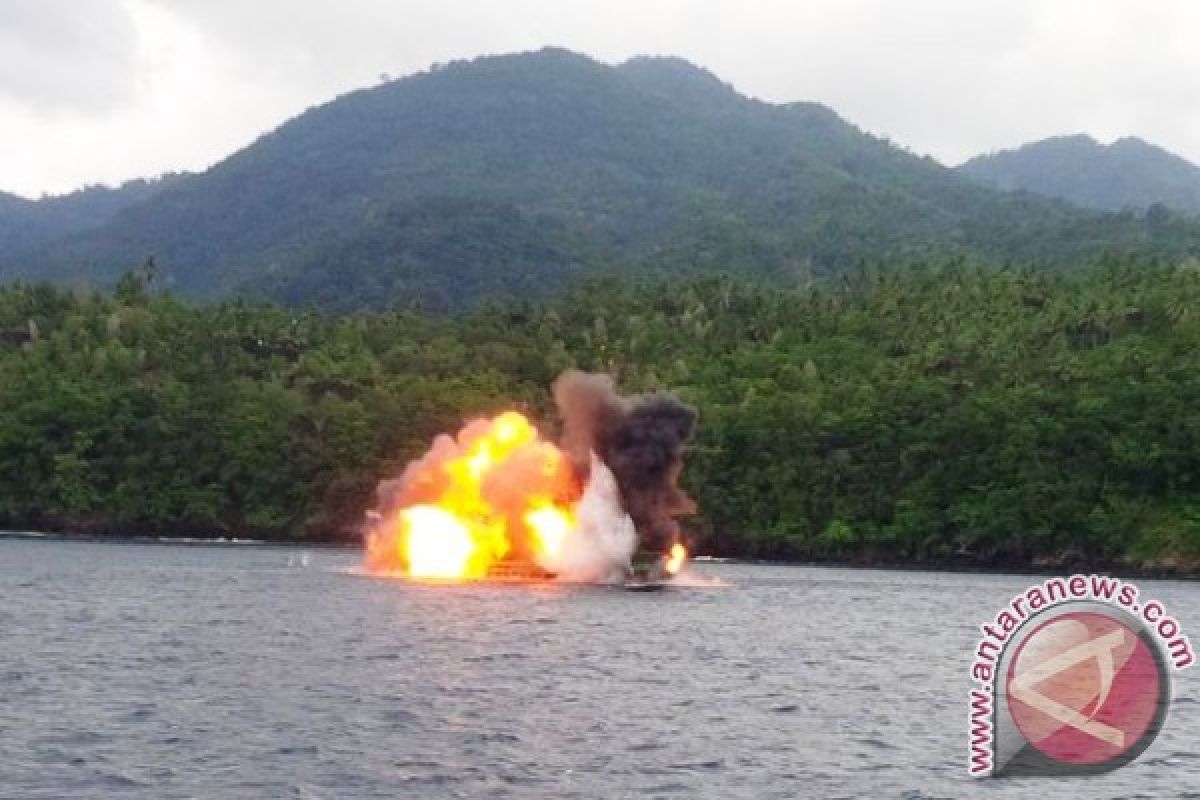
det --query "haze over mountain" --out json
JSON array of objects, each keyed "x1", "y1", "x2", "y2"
[
  {"x1": 0, "y1": 179, "x2": 172, "y2": 263},
  {"x1": 2, "y1": 49, "x2": 1198, "y2": 310},
  {"x1": 959, "y1": 135, "x2": 1200, "y2": 214}
]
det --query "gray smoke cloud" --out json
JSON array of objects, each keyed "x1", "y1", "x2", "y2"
[{"x1": 553, "y1": 370, "x2": 697, "y2": 553}]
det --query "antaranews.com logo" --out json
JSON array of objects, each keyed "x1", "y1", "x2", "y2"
[{"x1": 968, "y1": 574, "x2": 1194, "y2": 777}]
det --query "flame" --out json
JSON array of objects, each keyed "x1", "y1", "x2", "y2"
[
  {"x1": 365, "y1": 412, "x2": 581, "y2": 580},
  {"x1": 664, "y1": 542, "x2": 687, "y2": 576},
  {"x1": 400, "y1": 506, "x2": 478, "y2": 579},
  {"x1": 525, "y1": 505, "x2": 574, "y2": 562}
]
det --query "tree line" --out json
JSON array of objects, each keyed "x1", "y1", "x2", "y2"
[{"x1": 3, "y1": 258, "x2": 1200, "y2": 571}]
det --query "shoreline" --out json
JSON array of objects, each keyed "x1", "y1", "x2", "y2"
[
  {"x1": 5, "y1": 529, "x2": 1197, "y2": 580},
  {"x1": 0, "y1": 529, "x2": 360, "y2": 551}
]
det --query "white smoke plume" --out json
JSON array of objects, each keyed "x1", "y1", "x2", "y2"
[{"x1": 534, "y1": 453, "x2": 636, "y2": 584}]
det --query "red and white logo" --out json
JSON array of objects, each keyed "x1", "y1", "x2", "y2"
[
  {"x1": 968, "y1": 576, "x2": 1191, "y2": 777},
  {"x1": 1007, "y1": 611, "x2": 1162, "y2": 766}
]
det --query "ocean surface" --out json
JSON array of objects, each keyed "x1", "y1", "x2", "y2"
[{"x1": 2, "y1": 537, "x2": 1198, "y2": 799}]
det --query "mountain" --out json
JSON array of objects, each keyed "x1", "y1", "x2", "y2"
[
  {"x1": 3, "y1": 49, "x2": 1199, "y2": 310},
  {"x1": 0, "y1": 179, "x2": 174, "y2": 264},
  {"x1": 958, "y1": 135, "x2": 1200, "y2": 213}
]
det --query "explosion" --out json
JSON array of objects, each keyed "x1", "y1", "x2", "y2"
[
  {"x1": 364, "y1": 411, "x2": 579, "y2": 579},
  {"x1": 364, "y1": 372, "x2": 697, "y2": 584}
]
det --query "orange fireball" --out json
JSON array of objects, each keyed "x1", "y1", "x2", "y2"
[
  {"x1": 365, "y1": 412, "x2": 581, "y2": 580},
  {"x1": 400, "y1": 506, "x2": 480, "y2": 579}
]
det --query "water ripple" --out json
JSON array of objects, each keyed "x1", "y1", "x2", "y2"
[{"x1": 3, "y1": 539, "x2": 1199, "y2": 799}]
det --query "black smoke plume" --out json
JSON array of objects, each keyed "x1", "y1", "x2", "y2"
[{"x1": 553, "y1": 370, "x2": 697, "y2": 553}]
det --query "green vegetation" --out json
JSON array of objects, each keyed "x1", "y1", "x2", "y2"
[
  {"x1": 959, "y1": 134, "x2": 1200, "y2": 214},
  {"x1": 6, "y1": 50, "x2": 1200, "y2": 311},
  {"x1": 5, "y1": 259, "x2": 1200, "y2": 572},
  {"x1": 0, "y1": 178, "x2": 170, "y2": 262}
]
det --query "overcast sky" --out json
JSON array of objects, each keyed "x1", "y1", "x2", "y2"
[{"x1": 3, "y1": 0, "x2": 1200, "y2": 198}]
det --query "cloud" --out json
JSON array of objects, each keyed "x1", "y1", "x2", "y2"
[
  {"x1": 2, "y1": 0, "x2": 1200, "y2": 196},
  {"x1": 0, "y1": 0, "x2": 140, "y2": 113}
]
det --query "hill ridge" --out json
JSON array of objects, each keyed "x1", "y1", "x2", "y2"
[
  {"x1": 959, "y1": 134, "x2": 1200, "y2": 213},
  {"x1": 3, "y1": 49, "x2": 1198, "y2": 310}
]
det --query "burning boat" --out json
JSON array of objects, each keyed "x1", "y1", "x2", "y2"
[{"x1": 363, "y1": 371, "x2": 696, "y2": 587}]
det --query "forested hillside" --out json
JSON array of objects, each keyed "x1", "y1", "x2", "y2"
[
  {"x1": 4, "y1": 259, "x2": 1200, "y2": 571},
  {"x1": 4, "y1": 50, "x2": 1200, "y2": 310},
  {"x1": 0, "y1": 179, "x2": 171, "y2": 262},
  {"x1": 959, "y1": 135, "x2": 1200, "y2": 214}
]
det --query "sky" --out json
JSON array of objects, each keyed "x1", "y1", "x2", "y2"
[{"x1": 3, "y1": 0, "x2": 1200, "y2": 198}]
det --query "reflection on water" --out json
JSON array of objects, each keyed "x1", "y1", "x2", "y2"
[{"x1": 1, "y1": 538, "x2": 1197, "y2": 798}]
